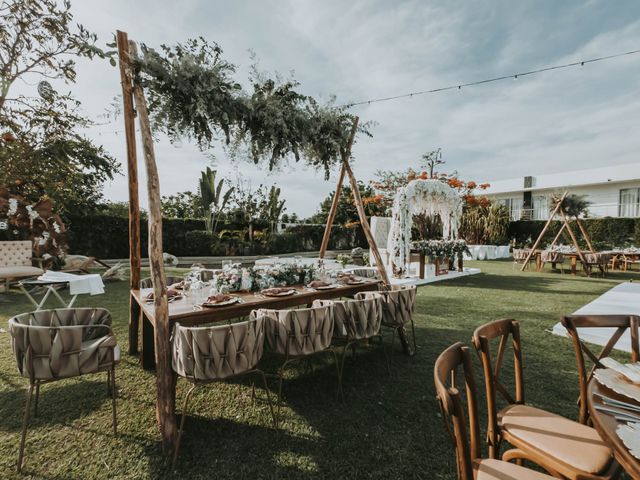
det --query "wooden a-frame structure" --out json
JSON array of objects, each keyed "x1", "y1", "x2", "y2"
[
  {"x1": 116, "y1": 30, "x2": 390, "y2": 455},
  {"x1": 520, "y1": 191, "x2": 595, "y2": 275}
]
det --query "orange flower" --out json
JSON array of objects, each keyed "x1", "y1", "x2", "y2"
[
  {"x1": 479, "y1": 183, "x2": 491, "y2": 190},
  {"x1": 466, "y1": 181, "x2": 477, "y2": 189}
]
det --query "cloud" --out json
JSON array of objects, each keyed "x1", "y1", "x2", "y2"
[{"x1": 52, "y1": 0, "x2": 640, "y2": 215}]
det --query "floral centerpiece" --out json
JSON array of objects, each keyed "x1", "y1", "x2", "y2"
[
  {"x1": 210, "y1": 263, "x2": 317, "y2": 293},
  {"x1": 411, "y1": 239, "x2": 469, "y2": 261}
]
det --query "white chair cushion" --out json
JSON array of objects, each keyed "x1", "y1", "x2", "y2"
[
  {"x1": 0, "y1": 240, "x2": 33, "y2": 267},
  {"x1": 0, "y1": 266, "x2": 44, "y2": 280}
]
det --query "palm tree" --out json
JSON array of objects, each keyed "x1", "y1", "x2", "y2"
[{"x1": 199, "y1": 167, "x2": 233, "y2": 235}]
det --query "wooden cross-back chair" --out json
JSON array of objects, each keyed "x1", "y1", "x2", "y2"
[
  {"x1": 561, "y1": 314, "x2": 640, "y2": 424},
  {"x1": 472, "y1": 318, "x2": 618, "y2": 480},
  {"x1": 434, "y1": 342, "x2": 554, "y2": 480}
]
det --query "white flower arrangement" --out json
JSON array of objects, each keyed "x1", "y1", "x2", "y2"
[
  {"x1": 387, "y1": 178, "x2": 463, "y2": 274},
  {"x1": 8, "y1": 198, "x2": 18, "y2": 216}
]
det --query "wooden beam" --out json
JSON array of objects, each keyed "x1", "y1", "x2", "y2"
[
  {"x1": 549, "y1": 222, "x2": 566, "y2": 249},
  {"x1": 341, "y1": 118, "x2": 390, "y2": 285},
  {"x1": 129, "y1": 39, "x2": 177, "y2": 456},
  {"x1": 520, "y1": 191, "x2": 568, "y2": 271},
  {"x1": 560, "y1": 208, "x2": 590, "y2": 276},
  {"x1": 117, "y1": 30, "x2": 142, "y2": 355},
  {"x1": 575, "y1": 218, "x2": 595, "y2": 253},
  {"x1": 318, "y1": 162, "x2": 346, "y2": 259}
]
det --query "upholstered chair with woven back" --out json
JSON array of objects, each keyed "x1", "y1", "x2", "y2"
[
  {"x1": 314, "y1": 292, "x2": 388, "y2": 378},
  {"x1": 140, "y1": 275, "x2": 184, "y2": 289},
  {"x1": 357, "y1": 284, "x2": 417, "y2": 357},
  {"x1": 434, "y1": 342, "x2": 555, "y2": 480},
  {"x1": 540, "y1": 250, "x2": 565, "y2": 273},
  {"x1": 171, "y1": 317, "x2": 275, "y2": 464},
  {"x1": 9, "y1": 308, "x2": 119, "y2": 473},
  {"x1": 251, "y1": 303, "x2": 340, "y2": 419},
  {"x1": 472, "y1": 318, "x2": 619, "y2": 479}
]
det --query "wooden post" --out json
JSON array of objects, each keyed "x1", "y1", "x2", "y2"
[
  {"x1": 342, "y1": 118, "x2": 390, "y2": 285},
  {"x1": 117, "y1": 30, "x2": 142, "y2": 355},
  {"x1": 129, "y1": 39, "x2": 177, "y2": 456},
  {"x1": 559, "y1": 209, "x2": 590, "y2": 276},
  {"x1": 575, "y1": 218, "x2": 595, "y2": 253},
  {"x1": 520, "y1": 191, "x2": 567, "y2": 271},
  {"x1": 318, "y1": 162, "x2": 346, "y2": 259},
  {"x1": 549, "y1": 222, "x2": 566, "y2": 249}
]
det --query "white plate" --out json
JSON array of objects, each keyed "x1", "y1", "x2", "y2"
[
  {"x1": 617, "y1": 422, "x2": 640, "y2": 461},
  {"x1": 594, "y1": 368, "x2": 640, "y2": 403},
  {"x1": 313, "y1": 284, "x2": 339, "y2": 290},
  {"x1": 201, "y1": 297, "x2": 241, "y2": 307}
]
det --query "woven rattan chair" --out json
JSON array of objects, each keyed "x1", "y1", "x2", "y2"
[
  {"x1": 9, "y1": 308, "x2": 119, "y2": 473},
  {"x1": 140, "y1": 275, "x2": 184, "y2": 289},
  {"x1": 540, "y1": 250, "x2": 565, "y2": 273},
  {"x1": 357, "y1": 284, "x2": 417, "y2": 357},
  {"x1": 314, "y1": 293, "x2": 389, "y2": 378},
  {"x1": 561, "y1": 314, "x2": 640, "y2": 424},
  {"x1": 171, "y1": 317, "x2": 276, "y2": 464},
  {"x1": 251, "y1": 303, "x2": 341, "y2": 419},
  {"x1": 434, "y1": 342, "x2": 554, "y2": 480},
  {"x1": 472, "y1": 318, "x2": 618, "y2": 479}
]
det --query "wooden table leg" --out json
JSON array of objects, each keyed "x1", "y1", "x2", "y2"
[
  {"x1": 535, "y1": 253, "x2": 542, "y2": 272},
  {"x1": 129, "y1": 295, "x2": 140, "y2": 355},
  {"x1": 571, "y1": 256, "x2": 577, "y2": 275},
  {"x1": 419, "y1": 252, "x2": 425, "y2": 279},
  {"x1": 141, "y1": 313, "x2": 156, "y2": 370}
]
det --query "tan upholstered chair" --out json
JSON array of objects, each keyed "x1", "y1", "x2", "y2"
[
  {"x1": 358, "y1": 284, "x2": 417, "y2": 356},
  {"x1": 171, "y1": 318, "x2": 276, "y2": 464},
  {"x1": 540, "y1": 250, "x2": 565, "y2": 273},
  {"x1": 251, "y1": 303, "x2": 341, "y2": 417},
  {"x1": 472, "y1": 318, "x2": 618, "y2": 479},
  {"x1": 512, "y1": 248, "x2": 531, "y2": 269},
  {"x1": 9, "y1": 308, "x2": 119, "y2": 473},
  {"x1": 140, "y1": 275, "x2": 184, "y2": 289},
  {"x1": 561, "y1": 314, "x2": 640, "y2": 424},
  {"x1": 314, "y1": 293, "x2": 388, "y2": 377},
  {"x1": 0, "y1": 241, "x2": 44, "y2": 291},
  {"x1": 434, "y1": 342, "x2": 555, "y2": 480},
  {"x1": 582, "y1": 253, "x2": 611, "y2": 277}
]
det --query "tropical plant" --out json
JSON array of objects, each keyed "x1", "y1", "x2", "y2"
[
  {"x1": 160, "y1": 191, "x2": 201, "y2": 219},
  {"x1": 460, "y1": 203, "x2": 510, "y2": 245},
  {"x1": 199, "y1": 167, "x2": 233, "y2": 234},
  {"x1": 266, "y1": 186, "x2": 286, "y2": 233},
  {"x1": 310, "y1": 182, "x2": 386, "y2": 225}
]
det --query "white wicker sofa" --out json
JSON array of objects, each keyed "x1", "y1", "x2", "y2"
[{"x1": 0, "y1": 241, "x2": 44, "y2": 291}]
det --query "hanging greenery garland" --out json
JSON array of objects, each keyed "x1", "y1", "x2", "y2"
[{"x1": 133, "y1": 38, "x2": 367, "y2": 179}]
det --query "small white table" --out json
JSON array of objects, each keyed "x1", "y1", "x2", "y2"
[
  {"x1": 551, "y1": 281, "x2": 640, "y2": 353},
  {"x1": 18, "y1": 279, "x2": 79, "y2": 311}
]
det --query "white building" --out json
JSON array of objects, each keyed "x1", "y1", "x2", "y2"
[{"x1": 479, "y1": 163, "x2": 640, "y2": 221}]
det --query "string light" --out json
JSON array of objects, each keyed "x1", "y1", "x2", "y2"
[{"x1": 345, "y1": 48, "x2": 640, "y2": 107}]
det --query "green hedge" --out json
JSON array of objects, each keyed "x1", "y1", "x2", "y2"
[
  {"x1": 508, "y1": 217, "x2": 640, "y2": 249},
  {"x1": 65, "y1": 215, "x2": 367, "y2": 259}
]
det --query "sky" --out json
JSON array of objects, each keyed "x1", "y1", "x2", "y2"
[{"x1": 41, "y1": 0, "x2": 640, "y2": 216}]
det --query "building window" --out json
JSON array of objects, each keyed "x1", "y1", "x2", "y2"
[
  {"x1": 619, "y1": 188, "x2": 640, "y2": 217},
  {"x1": 499, "y1": 197, "x2": 523, "y2": 221},
  {"x1": 532, "y1": 195, "x2": 548, "y2": 220}
]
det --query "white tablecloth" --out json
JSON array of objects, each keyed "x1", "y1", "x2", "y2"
[
  {"x1": 38, "y1": 271, "x2": 105, "y2": 295},
  {"x1": 464, "y1": 245, "x2": 510, "y2": 260},
  {"x1": 551, "y1": 282, "x2": 640, "y2": 353}
]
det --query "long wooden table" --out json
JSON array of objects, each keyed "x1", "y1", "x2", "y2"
[
  {"x1": 587, "y1": 379, "x2": 640, "y2": 478},
  {"x1": 130, "y1": 280, "x2": 382, "y2": 370}
]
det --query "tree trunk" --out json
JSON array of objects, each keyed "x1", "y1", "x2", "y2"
[{"x1": 129, "y1": 40, "x2": 177, "y2": 456}]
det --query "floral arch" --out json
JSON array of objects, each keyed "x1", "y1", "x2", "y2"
[{"x1": 387, "y1": 179, "x2": 463, "y2": 273}]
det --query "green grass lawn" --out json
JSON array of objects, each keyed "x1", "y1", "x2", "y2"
[{"x1": 0, "y1": 260, "x2": 637, "y2": 479}]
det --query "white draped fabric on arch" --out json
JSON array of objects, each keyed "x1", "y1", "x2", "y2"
[{"x1": 387, "y1": 179, "x2": 463, "y2": 274}]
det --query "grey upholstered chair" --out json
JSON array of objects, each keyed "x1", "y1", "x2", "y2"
[
  {"x1": 315, "y1": 293, "x2": 388, "y2": 376},
  {"x1": 171, "y1": 317, "x2": 275, "y2": 464},
  {"x1": 357, "y1": 284, "x2": 417, "y2": 357},
  {"x1": 582, "y1": 253, "x2": 611, "y2": 277},
  {"x1": 512, "y1": 248, "x2": 531, "y2": 269},
  {"x1": 9, "y1": 308, "x2": 119, "y2": 473},
  {"x1": 251, "y1": 303, "x2": 341, "y2": 418}
]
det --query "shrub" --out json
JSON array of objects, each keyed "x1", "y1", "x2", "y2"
[{"x1": 183, "y1": 231, "x2": 212, "y2": 256}]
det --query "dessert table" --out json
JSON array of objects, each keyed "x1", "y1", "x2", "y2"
[
  {"x1": 130, "y1": 279, "x2": 382, "y2": 370},
  {"x1": 587, "y1": 379, "x2": 640, "y2": 478}
]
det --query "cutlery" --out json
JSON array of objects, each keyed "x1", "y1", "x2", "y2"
[{"x1": 594, "y1": 404, "x2": 640, "y2": 422}]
